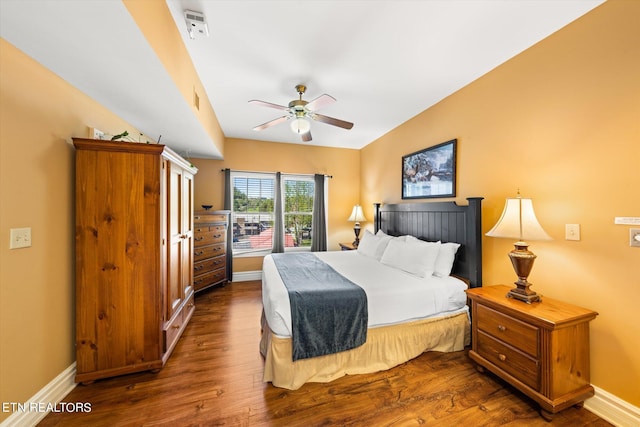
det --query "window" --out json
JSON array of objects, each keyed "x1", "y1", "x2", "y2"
[
  {"x1": 283, "y1": 176, "x2": 314, "y2": 250},
  {"x1": 230, "y1": 172, "x2": 320, "y2": 255},
  {"x1": 231, "y1": 173, "x2": 275, "y2": 254}
]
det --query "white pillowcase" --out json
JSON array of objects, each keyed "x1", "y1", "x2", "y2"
[
  {"x1": 357, "y1": 230, "x2": 392, "y2": 260},
  {"x1": 403, "y1": 235, "x2": 461, "y2": 278},
  {"x1": 433, "y1": 242, "x2": 461, "y2": 277},
  {"x1": 380, "y1": 238, "x2": 440, "y2": 278}
]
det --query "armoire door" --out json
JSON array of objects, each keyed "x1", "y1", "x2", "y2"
[{"x1": 166, "y1": 161, "x2": 195, "y2": 322}]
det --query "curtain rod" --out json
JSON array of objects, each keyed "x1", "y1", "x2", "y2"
[{"x1": 220, "y1": 168, "x2": 332, "y2": 178}]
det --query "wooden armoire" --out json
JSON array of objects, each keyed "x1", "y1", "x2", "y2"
[{"x1": 73, "y1": 138, "x2": 197, "y2": 383}]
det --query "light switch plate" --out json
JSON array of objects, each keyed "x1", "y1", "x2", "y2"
[
  {"x1": 630, "y1": 228, "x2": 640, "y2": 247},
  {"x1": 565, "y1": 224, "x2": 580, "y2": 241}
]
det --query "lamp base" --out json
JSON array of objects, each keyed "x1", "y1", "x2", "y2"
[
  {"x1": 353, "y1": 223, "x2": 361, "y2": 248},
  {"x1": 506, "y1": 280, "x2": 541, "y2": 304},
  {"x1": 506, "y1": 242, "x2": 541, "y2": 304}
]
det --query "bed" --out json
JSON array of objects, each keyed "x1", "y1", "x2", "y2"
[{"x1": 260, "y1": 198, "x2": 483, "y2": 390}]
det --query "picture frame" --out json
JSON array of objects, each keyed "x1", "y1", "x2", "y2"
[{"x1": 402, "y1": 139, "x2": 457, "y2": 199}]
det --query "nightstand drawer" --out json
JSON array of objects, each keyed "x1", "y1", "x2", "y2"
[
  {"x1": 477, "y1": 330, "x2": 540, "y2": 390},
  {"x1": 477, "y1": 304, "x2": 539, "y2": 357}
]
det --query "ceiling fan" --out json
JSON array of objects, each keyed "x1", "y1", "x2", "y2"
[{"x1": 249, "y1": 85, "x2": 354, "y2": 142}]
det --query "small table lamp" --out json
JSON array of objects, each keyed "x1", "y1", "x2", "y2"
[
  {"x1": 348, "y1": 205, "x2": 367, "y2": 247},
  {"x1": 486, "y1": 192, "x2": 551, "y2": 303}
]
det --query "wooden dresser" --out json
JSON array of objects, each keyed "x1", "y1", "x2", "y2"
[
  {"x1": 466, "y1": 285, "x2": 598, "y2": 421},
  {"x1": 193, "y1": 210, "x2": 230, "y2": 292},
  {"x1": 74, "y1": 139, "x2": 197, "y2": 383}
]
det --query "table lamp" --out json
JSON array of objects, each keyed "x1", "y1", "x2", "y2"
[
  {"x1": 486, "y1": 192, "x2": 551, "y2": 303},
  {"x1": 348, "y1": 205, "x2": 367, "y2": 247}
]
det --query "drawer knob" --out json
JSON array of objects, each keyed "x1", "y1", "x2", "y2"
[
  {"x1": 498, "y1": 353, "x2": 507, "y2": 362},
  {"x1": 172, "y1": 324, "x2": 180, "y2": 329},
  {"x1": 497, "y1": 325, "x2": 507, "y2": 332}
]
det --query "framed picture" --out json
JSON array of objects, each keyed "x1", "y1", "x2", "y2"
[{"x1": 402, "y1": 139, "x2": 457, "y2": 199}]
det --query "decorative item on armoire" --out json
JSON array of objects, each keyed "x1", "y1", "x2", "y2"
[{"x1": 485, "y1": 190, "x2": 551, "y2": 303}]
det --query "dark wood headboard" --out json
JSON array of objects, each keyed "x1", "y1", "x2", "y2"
[{"x1": 374, "y1": 197, "x2": 483, "y2": 288}]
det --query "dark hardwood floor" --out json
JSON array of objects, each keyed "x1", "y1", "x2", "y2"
[{"x1": 39, "y1": 281, "x2": 610, "y2": 426}]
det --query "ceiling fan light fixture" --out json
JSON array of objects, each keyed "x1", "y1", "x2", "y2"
[{"x1": 290, "y1": 117, "x2": 311, "y2": 134}]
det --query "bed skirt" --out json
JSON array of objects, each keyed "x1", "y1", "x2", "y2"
[{"x1": 260, "y1": 309, "x2": 470, "y2": 390}]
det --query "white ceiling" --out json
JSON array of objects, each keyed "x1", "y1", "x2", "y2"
[{"x1": 1, "y1": 0, "x2": 604, "y2": 159}]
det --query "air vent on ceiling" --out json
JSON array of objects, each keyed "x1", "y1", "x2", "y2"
[{"x1": 184, "y1": 10, "x2": 209, "y2": 39}]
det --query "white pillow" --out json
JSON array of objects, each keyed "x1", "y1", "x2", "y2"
[
  {"x1": 380, "y1": 238, "x2": 440, "y2": 278},
  {"x1": 377, "y1": 229, "x2": 409, "y2": 242},
  {"x1": 433, "y1": 242, "x2": 461, "y2": 277},
  {"x1": 357, "y1": 230, "x2": 392, "y2": 260}
]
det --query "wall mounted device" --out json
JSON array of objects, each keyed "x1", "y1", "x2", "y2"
[{"x1": 184, "y1": 10, "x2": 209, "y2": 39}]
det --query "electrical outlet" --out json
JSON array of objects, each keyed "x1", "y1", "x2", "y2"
[
  {"x1": 10, "y1": 227, "x2": 31, "y2": 249},
  {"x1": 630, "y1": 228, "x2": 640, "y2": 247}
]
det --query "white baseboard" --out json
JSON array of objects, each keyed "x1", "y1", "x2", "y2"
[
  {"x1": 585, "y1": 385, "x2": 640, "y2": 427},
  {"x1": 1, "y1": 363, "x2": 77, "y2": 427},
  {"x1": 231, "y1": 270, "x2": 261, "y2": 282}
]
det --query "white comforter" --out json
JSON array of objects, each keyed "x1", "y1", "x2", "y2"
[{"x1": 262, "y1": 250, "x2": 469, "y2": 338}]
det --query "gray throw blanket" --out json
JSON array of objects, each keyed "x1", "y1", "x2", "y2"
[{"x1": 271, "y1": 253, "x2": 368, "y2": 361}]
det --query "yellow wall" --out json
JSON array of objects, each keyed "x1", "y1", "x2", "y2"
[
  {"x1": 191, "y1": 138, "x2": 361, "y2": 271},
  {"x1": 0, "y1": 39, "x2": 146, "y2": 422},
  {"x1": 361, "y1": 0, "x2": 639, "y2": 405},
  {"x1": 1, "y1": 1, "x2": 638, "y2": 422}
]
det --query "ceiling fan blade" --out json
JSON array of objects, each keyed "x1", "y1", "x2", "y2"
[
  {"x1": 305, "y1": 94, "x2": 336, "y2": 112},
  {"x1": 301, "y1": 131, "x2": 312, "y2": 142},
  {"x1": 248, "y1": 100, "x2": 289, "y2": 111},
  {"x1": 252, "y1": 115, "x2": 290, "y2": 131},
  {"x1": 309, "y1": 113, "x2": 354, "y2": 130}
]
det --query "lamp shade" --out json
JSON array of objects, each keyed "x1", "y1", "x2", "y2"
[
  {"x1": 290, "y1": 117, "x2": 311, "y2": 134},
  {"x1": 348, "y1": 205, "x2": 367, "y2": 222},
  {"x1": 486, "y1": 197, "x2": 551, "y2": 242}
]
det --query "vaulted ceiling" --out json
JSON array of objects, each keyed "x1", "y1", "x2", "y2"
[{"x1": 0, "y1": 0, "x2": 604, "y2": 159}]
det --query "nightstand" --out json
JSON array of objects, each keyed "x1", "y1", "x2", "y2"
[
  {"x1": 339, "y1": 242, "x2": 357, "y2": 251},
  {"x1": 466, "y1": 285, "x2": 598, "y2": 421}
]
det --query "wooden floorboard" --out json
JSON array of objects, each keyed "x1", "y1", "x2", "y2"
[{"x1": 39, "y1": 281, "x2": 611, "y2": 426}]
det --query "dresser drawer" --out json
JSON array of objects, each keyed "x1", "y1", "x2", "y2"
[
  {"x1": 194, "y1": 213, "x2": 228, "y2": 224},
  {"x1": 194, "y1": 226, "x2": 226, "y2": 245},
  {"x1": 477, "y1": 304, "x2": 539, "y2": 357},
  {"x1": 194, "y1": 268, "x2": 226, "y2": 291},
  {"x1": 194, "y1": 243, "x2": 225, "y2": 262},
  {"x1": 477, "y1": 330, "x2": 540, "y2": 390},
  {"x1": 194, "y1": 255, "x2": 226, "y2": 274}
]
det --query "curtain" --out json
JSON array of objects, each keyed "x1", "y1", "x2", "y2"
[
  {"x1": 311, "y1": 174, "x2": 327, "y2": 251},
  {"x1": 223, "y1": 168, "x2": 233, "y2": 281},
  {"x1": 272, "y1": 172, "x2": 285, "y2": 253}
]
